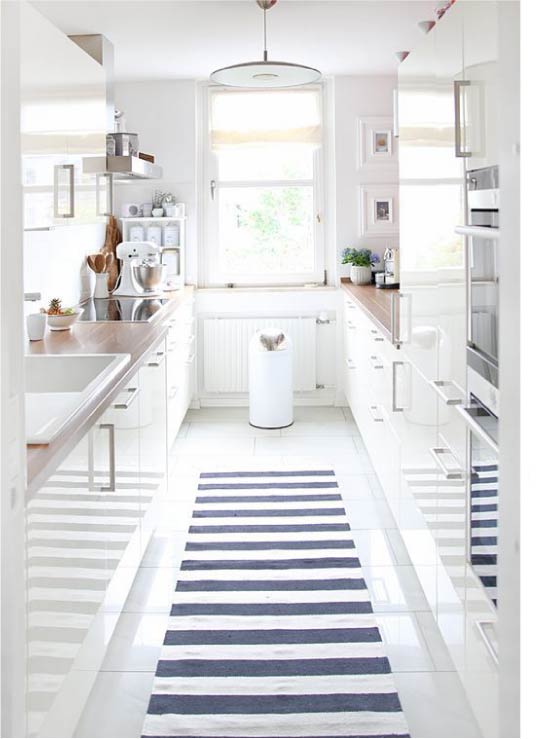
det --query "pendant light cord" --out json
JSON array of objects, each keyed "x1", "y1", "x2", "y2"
[{"x1": 263, "y1": 8, "x2": 268, "y2": 62}]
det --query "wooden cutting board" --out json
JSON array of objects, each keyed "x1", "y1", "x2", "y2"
[{"x1": 101, "y1": 215, "x2": 122, "y2": 291}]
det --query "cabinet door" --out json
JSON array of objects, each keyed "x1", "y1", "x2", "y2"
[
  {"x1": 21, "y1": 3, "x2": 106, "y2": 230},
  {"x1": 138, "y1": 339, "x2": 168, "y2": 497},
  {"x1": 398, "y1": 5, "x2": 465, "y2": 384},
  {"x1": 462, "y1": 0, "x2": 499, "y2": 171}
]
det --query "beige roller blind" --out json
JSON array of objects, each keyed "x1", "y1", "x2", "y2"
[{"x1": 210, "y1": 88, "x2": 322, "y2": 149}]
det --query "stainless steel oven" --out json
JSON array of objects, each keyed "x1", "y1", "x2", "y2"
[{"x1": 456, "y1": 165, "x2": 500, "y2": 415}]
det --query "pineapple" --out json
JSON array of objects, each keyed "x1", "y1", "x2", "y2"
[{"x1": 48, "y1": 298, "x2": 63, "y2": 315}]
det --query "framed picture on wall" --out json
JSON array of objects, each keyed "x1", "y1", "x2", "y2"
[
  {"x1": 359, "y1": 185, "x2": 399, "y2": 235},
  {"x1": 358, "y1": 116, "x2": 396, "y2": 167}
]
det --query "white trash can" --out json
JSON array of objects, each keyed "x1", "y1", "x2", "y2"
[{"x1": 249, "y1": 328, "x2": 293, "y2": 429}]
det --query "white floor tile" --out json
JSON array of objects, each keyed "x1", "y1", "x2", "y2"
[
  {"x1": 255, "y1": 436, "x2": 358, "y2": 457},
  {"x1": 362, "y1": 564, "x2": 431, "y2": 613},
  {"x1": 352, "y1": 530, "x2": 404, "y2": 567},
  {"x1": 100, "y1": 613, "x2": 169, "y2": 672},
  {"x1": 415, "y1": 610, "x2": 457, "y2": 671},
  {"x1": 344, "y1": 497, "x2": 397, "y2": 529},
  {"x1": 336, "y1": 474, "x2": 377, "y2": 500},
  {"x1": 385, "y1": 528, "x2": 413, "y2": 566},
  {"x1": 375, "y1": 612, "x2": 435, "y2": 672},
  {"x1": 75, "y1": 671, "x2": 154, "y2": 738},
  {"x1": 121, "y1": 566, "x2": 179, "y2": 614},
  {"x1": 293, "y1": 406, "x2": 347, "y2": 422},
  {"x1": 393, "y1": 671, "x2": 480, "y2": 737},
  {"x1": 184, "y1": 407, "x2": 250, "y2": 423},
  {"x1": 281, "y1": 421, "x2": 359, "y2": 437},
  {"x1": 140, "y1": 529, "x2": 187, "y2": 568},
  {"x1": 187, "y1": 422, "x2": 281, "y2": 438},
  {"x1": 175, "y1": 436, "x2": 255, "y2": 456}
]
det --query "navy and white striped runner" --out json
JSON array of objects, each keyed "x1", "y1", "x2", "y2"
[
  {"x1": 470, "y1": 462, "x2": 499, "y2": 607},
  {"x1": 142, "y1": 470, "x2": 409, "y2": 738}
]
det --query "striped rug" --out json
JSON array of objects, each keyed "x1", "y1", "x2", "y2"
[{"x1": 142, "y1": 470, "x2": 410, "y2": 738}]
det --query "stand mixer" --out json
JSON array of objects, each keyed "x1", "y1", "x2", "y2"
[{"x1": 112, "y1": 241, "x2": 166, "y2": 298}]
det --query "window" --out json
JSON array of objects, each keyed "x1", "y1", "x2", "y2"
[{"x1": 203, "y1": 87, "x2": 324, "y2": 286}]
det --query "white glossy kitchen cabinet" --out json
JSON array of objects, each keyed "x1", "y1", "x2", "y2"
[
  {"x1": 462, "y1": 1, "x2": 499, "y2": 171},
  {"x1": 20, "y1": 3, "x2": 109, "y2": 230},
  {"x1": 166, "y1": 297, "x2": 196, "y2": 448}
]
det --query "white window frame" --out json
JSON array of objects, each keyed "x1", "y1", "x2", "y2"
[{"x1": 199, "y1": 84, "x2": 325, "y2": 288}]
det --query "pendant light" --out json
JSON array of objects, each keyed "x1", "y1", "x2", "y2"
[{"x1": 210, "y1": 0, "x2": 321, "y2": 88}]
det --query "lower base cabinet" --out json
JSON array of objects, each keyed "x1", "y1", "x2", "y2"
[{"x1": 342, "y1": 290, "x2": 498, "y2": 736}]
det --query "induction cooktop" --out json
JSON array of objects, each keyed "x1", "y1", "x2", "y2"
[{"x1": 79, "y1": 297, "x2": 169, "y2": 323}]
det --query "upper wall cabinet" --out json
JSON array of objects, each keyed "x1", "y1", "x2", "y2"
[
  {"x1": 20, "y1": 4, "x2": 108, "y2": 230},
  {"x1": 461, "y1": 1, "x2": 499, "y2": 171}
]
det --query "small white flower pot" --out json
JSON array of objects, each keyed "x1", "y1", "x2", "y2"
[{"x1": 350, "y1": 265, "x2": 372, "y2": 285}]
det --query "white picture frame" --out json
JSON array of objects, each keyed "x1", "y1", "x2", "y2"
[
  {"x1": 358, "y1": 116, "x2": 396, "y2": 168},
  {"x1": 359, "y1": 185, "x2": 399, "y2": 236}
]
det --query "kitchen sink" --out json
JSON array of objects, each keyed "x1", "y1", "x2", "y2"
[{"x1": 25, "y1": 353, "x2": 130, "y2": 444}]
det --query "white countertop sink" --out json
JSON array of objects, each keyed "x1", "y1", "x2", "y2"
[{"x1": 25, "y1": 353, "x2": 131, "y2": 444}]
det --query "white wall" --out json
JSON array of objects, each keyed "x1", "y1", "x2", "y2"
[
  {"x1": 1, "y1": 1, "x2": 27, "y2": 734},
  {"x1": 23, "y1": 224, "x2": 105, "y2": 311},
  {"x1": 113, "y1": 80, "x2": 198, "y2": 284},
  {"x1": 333, "y1": 75, "x2": 399, "y2": 278}
]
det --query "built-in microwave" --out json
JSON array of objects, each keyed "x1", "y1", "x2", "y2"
[{"x1": 456, "y1": 165, "x2": 500, "y2": 416}]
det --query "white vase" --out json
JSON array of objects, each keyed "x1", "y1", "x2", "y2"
[
  {"x1": 94, "y1": 272, "x2": 110, "y2": 299},
  {"x1": 350, "y1": 265, "x2": 372, "y2": 285},
  {"x1": 27, "y1": 312, "x2": 46, "y2": 341}
]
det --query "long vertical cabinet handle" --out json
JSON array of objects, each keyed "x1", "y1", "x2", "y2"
[
  {"x1": 96, "y1": 173, "x2": 114, "y2": 216},
  {"x1": 100, "y1": 423, "x2": 116, "y2": 492},
  {"x1": 453, "y1": 80, "x2": 472, "y2": 158},
  {"x1": 392, "y1": 361, "x2": 407, "y2": 412},
  {"x1": 393, "y1": 88, "x2": 399, "y2": 138},
  {"x1": 391, "y1": 293, "x2": 412, "y2": 346},
  {"x1": 210, "y1": 179, "x2": 217, "y2": 200},
  {"x1": 53, "y1": 164, "x2": 75, "y2": 218}
]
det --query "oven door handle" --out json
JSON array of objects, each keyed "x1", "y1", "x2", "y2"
[
  {"x1": 455, "y1": 405, "x2": 499, "y2": 454},
  {"x1": 455, "y1": 225, "x2": 500, "y2": 240}
]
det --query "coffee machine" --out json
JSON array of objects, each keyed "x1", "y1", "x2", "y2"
[{"x1": 379, "y1": 246, "x2": 400, "y2": 288}]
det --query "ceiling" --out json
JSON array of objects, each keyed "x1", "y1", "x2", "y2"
[{"x1": 32, "y1": 0, "x2": 436, "y2": 81}]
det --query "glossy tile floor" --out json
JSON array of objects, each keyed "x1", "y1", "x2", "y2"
[{"x1": 76, "y1": 406, "x2": 481, "y2": 738}]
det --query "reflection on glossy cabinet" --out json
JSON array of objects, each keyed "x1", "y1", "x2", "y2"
[{"x1": 21, "y1": 3, "x2": 108, "y2": 230}]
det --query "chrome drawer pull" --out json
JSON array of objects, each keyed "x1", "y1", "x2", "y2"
[
  {"x1": 370, "y1": 355, "x2": 384, "y2": 370},
  {"x1": 147, "y1": 351, "x2": 166, "y2": 368},
  {"x1": 430, "y1": 380, "x2": 464, "y2": 405},
  {"x1": 368, "y1": 404, "x2": 384, "y2": 423},
  {"x1": 113, "y1": 386, "x2": 139, "y2": 410},
  {"x1": 429, "y1": 446, "x2": 464, "y2": 480},
  {"x1": 476, "y1": 620, "x2": 498, "y2": 665}
]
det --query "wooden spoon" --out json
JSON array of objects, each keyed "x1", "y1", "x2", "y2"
[
  {"x1": 94, "y1": 253, "x2": 106, "y2": 273},
  {"x1": 87, "y1": 255, "x2": 97, "y2": 272},
  {"x1": 105, "y1": 253, "x2": 114, "y2": 270}
]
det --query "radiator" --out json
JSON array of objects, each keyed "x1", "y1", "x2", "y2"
[{"x1": 203, "y1": 317, "x2": 317, "y2": 393}]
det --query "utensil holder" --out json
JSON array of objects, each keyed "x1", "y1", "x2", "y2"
[
  {"x1": 27, "y1": 313, "x2": 46, "y2": 341},
  {"x1": 94, "y1": 272, "x2": 110, "y2": 299}
]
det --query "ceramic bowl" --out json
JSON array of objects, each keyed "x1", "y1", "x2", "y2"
[{"x1": 47, "y1": 308, "x2": 83, "y2": 331}]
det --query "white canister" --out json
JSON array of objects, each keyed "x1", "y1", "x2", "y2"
[
  {"x1": 27, "y1": 312, "x2": 46, "y2": 341},
  {"x1": 141, "y1": 203, "x2": 153, "y2": 217},
  {"x1": 163, "y1": 223, "x2": 180, "y2": 246},
  {"x1": 175, "y1": 202, "x2": 186, "y2": 217},
  {"x1": 94, "y1": 272, "x2": 110, "y2": 299},
  {"x1": 146, "y1": 225, "x2": 162, "y2": 246},
  {"x1": 129, "y1": 225, "x2": 145, "y2": 242},
  {"x1": 164, "y1": 204, "x2": 176, "y2": 217}
]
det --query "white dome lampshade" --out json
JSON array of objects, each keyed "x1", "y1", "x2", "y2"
[{"x1": 210, "y1": 0, "x2": 321, "y2": 89}]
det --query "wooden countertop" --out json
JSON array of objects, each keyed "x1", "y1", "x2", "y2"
[
  {"x1": 340, "y1": 278, "x2": 394, "y2": 339},
  {"x1": 26, "y1": 287, "x2": 194, "y2": 496}
]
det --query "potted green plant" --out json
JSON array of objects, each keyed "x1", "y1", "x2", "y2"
[{"x1": 341, "y1": 248, "x2": 380, "y2": 285}]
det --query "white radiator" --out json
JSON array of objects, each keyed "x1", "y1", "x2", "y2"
[{"x1": 203, "y1": 317, "x2": 317, "y2": 394}]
